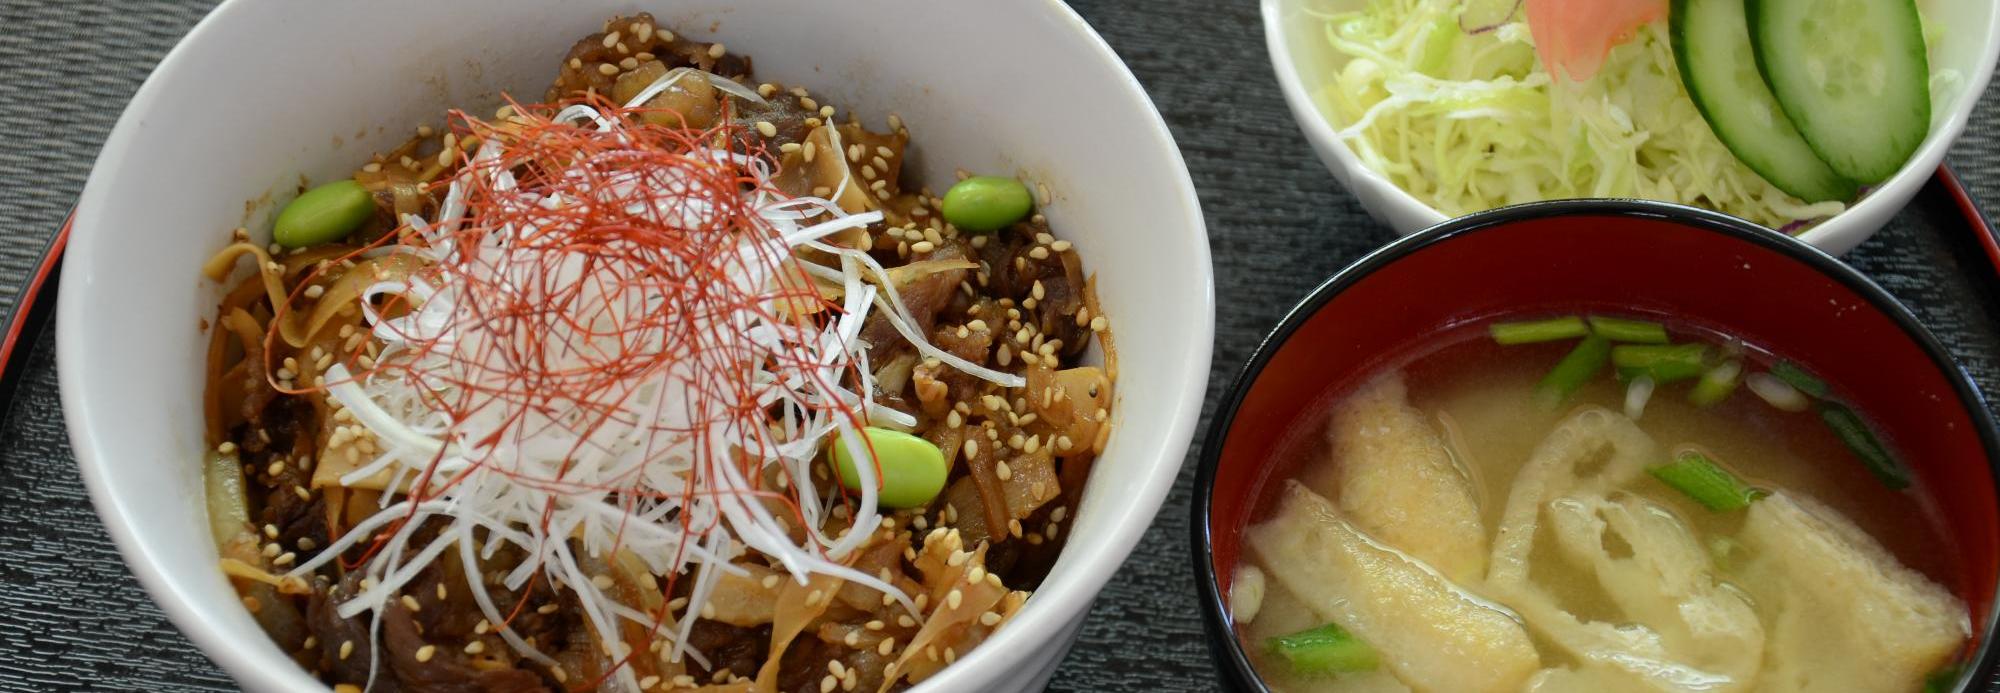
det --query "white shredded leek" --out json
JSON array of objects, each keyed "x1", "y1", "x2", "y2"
[{"x1": 293, "y1": 94, "x2": 972, "y2": 679}]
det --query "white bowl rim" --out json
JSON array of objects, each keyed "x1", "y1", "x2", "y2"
[
  {"x1": 55, "y1": 0, "x2": 1216, "y2": 690},
  {"x1": 1259, "y1": 0, "x2": 2000, "y2": 254}
]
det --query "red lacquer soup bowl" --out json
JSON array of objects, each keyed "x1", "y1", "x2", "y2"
[{"x1": 1191, "y1": 200, "x2": 2000, "y2": 691}]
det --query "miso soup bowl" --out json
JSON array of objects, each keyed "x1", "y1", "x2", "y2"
[
  {"x1": 57, "y1": 1, "x2": 1213, "y2": 691},
  {"x1": 1192, "y1": 200, "x2": 2000, "y2": 691}
]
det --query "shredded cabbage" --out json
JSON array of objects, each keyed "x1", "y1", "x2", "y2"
[{"x1": 1314, "y1": 0, "x2": 1849, "y2": 229}]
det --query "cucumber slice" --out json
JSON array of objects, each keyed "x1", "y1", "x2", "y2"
[
  {"x1": 1671, "y1": 0, "x2": 1857, "y2": 203},
  {"x1": 1747, "y1": 0, "x2": 1931, "y2": 184}
]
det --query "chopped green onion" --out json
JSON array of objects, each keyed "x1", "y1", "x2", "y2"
[
  {"x1": 1746, "y1": 372, "x2": 1811, "y2": 412},
  {"x1": 1769, "y1": 361, "x2": 1830, "y2": 399},
  {"x1": 1649, "y1": 450, "x2": 1767, "y2": 511},
  {"x1": 1923, "y1": 665, "x2": 1963, "y2": 693},
  {"x1": 1612, "y1": 344, "x2": 1710, "y2": 383},
  {"x1": 1266, "y1": 622, "x2": 1380, "y2": 675},
  {"x1": 1689, "y1": 360, "x2": 1744, "y2": 407},
  {"x1": 1536, "y1": 336, "x2": 1611, "y2": 408},
  {"x1": 1820, "y1": 402, "x2": 1911, "y2": 489},
  {"x1": 1490, "y1": 316, "x2": 1588, "y2": 345},
  {"x1": 1588, "y1": 316, "x2": 1669, "y2": 343}
]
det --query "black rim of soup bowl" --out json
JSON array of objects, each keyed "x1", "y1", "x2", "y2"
[{"x1": 1188, "y1": 198, "x2": 2000, "y2": 693}]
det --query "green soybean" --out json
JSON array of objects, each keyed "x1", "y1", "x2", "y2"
[
  {"x1": 941, "y1": 176, "x2": 1033, "y2": 233},
  {"x1": 832, "y1": 427, "x2": 948, "y2": 508},
  {"x1": 274, "y1": 179, "x2": 374, "y2": 248}
]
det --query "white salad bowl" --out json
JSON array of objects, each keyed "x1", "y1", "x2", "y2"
[
  {"x1": 56, "y1": 1, "x2": 1213, "y2": 691},
  {"x1": 1264, "y1": 0, "x2": 2000, "y2": 255}
]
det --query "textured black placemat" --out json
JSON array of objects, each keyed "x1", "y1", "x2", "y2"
[{"x1": 0, "y1": 1, "x2": 1996, "y2": 691}]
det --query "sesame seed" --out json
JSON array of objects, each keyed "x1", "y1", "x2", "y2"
[
  {"x1": 968, "y1": 566, "x2": 987, "y2": 584},
  {"x1": 538, "y1": 603, "x2": 560, "y2": 615},
  {"x1": 1028, "y1": 246, "x2": 1051, "y2": 260},
  {"x1": 415, "y1": 645, "x2": 436, "y2": 663},
  {"x1": 1090, "y1": 316, "x2": 1109, "y2": 332},
  {"x1": 801, "y1": 96, "x2": 821, "y2": 111},
  {"x1": 657, "y1": 28, "x2": 675, "y2": 41},
  {"x1": 911, "y1": 240, "x2": 936, "y2": 254},
  {"x1": 217, "y1": 441, "x2": 238, "y2": 455},
  {"x1": 339, "y1": 640, "x2": 355, "y2": 660},
  {"x1": 638, "y1": 675, "x2": 660, "y2": 689},
  {"x1": 963, "y1": 440, "x2": 979, "y2": 459},
  {"x1": 602, "y1": 31, "x2": 621, "y2": 48},
  {"x1": 996, "y1": 461, "x2": 1013, "y2": 481},
  {"x1": 878, "y1": 638, "x2": 895, "y2": 655},
  {"x1": 592, "y1": 574, "x2": 614, "y2": 590},
  {"x1": 475, "y1": 619, "x2": 491, "y2": 635},
  {"x1": 417, "y1": 125, "x2": 435, "y2": 137},
  {"x1": 708, "y1": 43, "x2": 727, "y2": 58},
  {"x1": 597, "y1": 63, "x2": 619, "y2": 76},
  {"x1": 806, "y1": 589, "x2": 824, "y2": 605},
  {"x1": 619, "y1": 56, "x2": 639, "y2": 70},
  {"x1": 843, "y1": 631, "x2": 860, "y2": 647},
  {"x1": 820, "y1": 675, "x2": 837, "y2": 693},
  {"x1": 757, "y1": 83, "x2": 778, "y2": 97},
  {"x1": 756, "y1": 121, "x2": 777, "y2": 138},
  {"x1": 762, "y1": 574, "x2": 781, "y2": 590},
  {"x1": 803, "y1": 141, "x2": 817, "y2": 162},
  {"x1": 401, "y1": 595, "x2": 422, "y2": 612},
  {"x1": 464, "y1": 641, "x2": 486, "y2": 655},
  {"x1": 980, "y1": 611, "x2": 1003, "y2": 626},
  {"x1": 1051, "y1": 240, "x2": 1073, "y2": 252},
  {"x1": 779, "y1": 142, "x2": 801, "y2": 153}
]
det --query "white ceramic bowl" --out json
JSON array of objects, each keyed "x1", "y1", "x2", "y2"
[
  {"x1": 56, "y1": 1, "x2": 1213, "y2": 691},
  {"x1": 1263, "y1": 0, "x2": 2000, "y2": 255}
]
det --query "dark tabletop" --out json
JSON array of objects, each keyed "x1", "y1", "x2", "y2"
[{"x1": 2, "y1": 1, "x2": 1998, "y2": 691}]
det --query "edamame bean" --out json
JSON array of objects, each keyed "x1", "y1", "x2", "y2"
[
  {"x1": 274, "y1": 179, "x2": 374, "y2": 248},
  {"x1": 832, "y1": 427, "x2": 947, "y2": 508},
  {"x1": 940, "y1": 176, "x2": 1032, "y2": 233}
]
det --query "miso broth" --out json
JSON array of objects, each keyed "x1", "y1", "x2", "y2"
[{"x1": 1233, "y1": 320, "x2": 1971, "y2": 693}]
